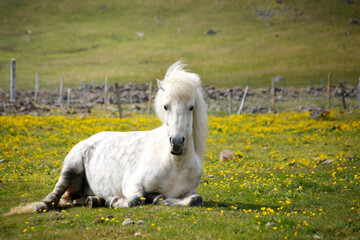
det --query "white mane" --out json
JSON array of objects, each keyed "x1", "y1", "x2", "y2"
[{"x1": 155, "y1": 61, "x2": 208, "y2": 158}]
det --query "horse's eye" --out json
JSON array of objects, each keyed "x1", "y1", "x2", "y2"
[
  {"x1": 189, "y1": 106, "x2": 194, "y2": 111},
  {"x1": 164, "y1": 105, "x2": 168, "y2": 111}
]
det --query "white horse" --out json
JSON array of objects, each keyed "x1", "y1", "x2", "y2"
[{"x1": 6, "y1": 61, "x2": 208, "y2": 215}]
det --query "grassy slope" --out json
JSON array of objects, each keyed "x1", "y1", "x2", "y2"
[
  {"x1": 0, "y1": 0, "x2": 359, "y2": 90},
  {"x1": 0, "y1": 111, "x2": 359, "y2": 239}
]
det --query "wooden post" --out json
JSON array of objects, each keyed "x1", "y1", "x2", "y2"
[
  {"x1": 228, "y1": 90, "x2": 232, "y2": 116},
  {"x1": 148, "y1": 82, "x2": 152, "y2": 114},
  {"x1": 271, "y1": 77, "x2": 276, "y2": 113},
  {"x1": 104, "y1": 77, "x2": 108, "y2": 111},
  {"x1": 340, "y1": 82, "x2": 347, "y2": 110},
  {"x1": 327, "y1": 73, "x2": 331, "y2": 111},
  {"x1": 67, "y1": 88, "x2": 71, "y2": 108},
  {"x1": 58, "y1": 76, "x2": 64, "y2": 106},
  {"x1": 34, "y1": 72, "x2": 39, "y2": 102},
  {"x1": 358, "y1": 77, "x2": 360, "y2": 109},
  {"x1": 237, "y1": 85, "x2": 248, "y2": 115},
  {"x1": 115, "y1": 83, "x2": 123, "y2": 119},
  {"x1": 82, "y1": 80, "x2": 87, "y2": 107},
  {"x1": 10, "y1": 58, "x2": 16, "y2": 102}
]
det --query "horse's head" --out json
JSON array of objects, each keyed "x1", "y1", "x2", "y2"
[
  {"x1": 155, "y1": 61, "x2": 202, "y2": 156},
  {"x1": 158, "y1": 83, "x2": 195, "y2": 155}
]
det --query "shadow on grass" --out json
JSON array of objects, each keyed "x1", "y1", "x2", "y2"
[{"x1": 203, "y1": 200, "x2": 280, "y2": 211}]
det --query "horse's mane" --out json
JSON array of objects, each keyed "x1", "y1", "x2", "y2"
[{"x1": 155, "y1": 61, "x2": 208, "y2": 159}]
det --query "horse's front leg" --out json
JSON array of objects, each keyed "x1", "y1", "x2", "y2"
[
  {"x1": 104, "y1": 185, "x2": 146, "y2": 208},
  {"x1": 153, "y1": 192, "x2": 203, "y2": 207},
  {"x1": 104, "y1": 195, "x2": 145, "y2": 208}
]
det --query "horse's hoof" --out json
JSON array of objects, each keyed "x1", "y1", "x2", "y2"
[
  {"x1": 129, "y1": 197, "x2": 143, "y2": 207},
  {"x1": 188, "y1": 195, "x2": 203, "y2": 207},
  {"x1": 105, "y1": 196, "x2": 119, "y2": 208},
  {"x1": 86, "y1": 196, "x2": 105, "y2": 208},
  {"x1": 152, "y1": 195, "x2": 165, "y2": 205},
  {"x1": 34, "y1": 202, "x2": 50, "y2": 213}
]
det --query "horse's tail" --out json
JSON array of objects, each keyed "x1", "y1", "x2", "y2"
[{"x1": 2, "y1": 202, "x2": 39, "y2": 216}]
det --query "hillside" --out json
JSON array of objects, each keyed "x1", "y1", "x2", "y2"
[{"x1": 0, "y1": 0, "x2": 359, "y2": 89}]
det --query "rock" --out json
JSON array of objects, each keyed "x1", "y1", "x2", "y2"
[
  {"x1": 309, "y1": 109, "x2": 329, "y2": 119},
  {"x1": 321, "y1": 159, "x2": 333, "y2": 164},
  {"x1": 123, "y1": 218, "x2": 135, "y2": 225},
  {"x1": 313, "y1": 234, "x2": 321, "y2": 239},
  {"x1": 136, "y1": 220, "x2": 145, "y2": 225},
  {"x1": 220, "y1": 150, "x2": 235, "y2": 161},
  {"x1": 349, "y1": 19, "x2": 359, "y2": 24},
  {"x1": 155, "y1": 16, "x2": 161, "y2": 24},
  {"x1": 137, "y1": 32, "x2": 145, "y2": 37},
  {"x1": 265, "y1": 221, "x2": 276, "y2": 227},
  {"x1": 204, "y1": 29, "x2": 217, "y2": 35}
]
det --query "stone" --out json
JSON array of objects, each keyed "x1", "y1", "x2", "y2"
[
  {"x1": 349, "y1": 19, "x2": 359, "y2": 24},
  {"x1": 220, "y1": 150, "x2": 235, "y2": 161},
  {"x1": 204, "y1": 29, "x2": 217, "y2": 35},
  {"x1": 123, "y1": 218, "x2": 134, "y2": 225},
  {"x1": 265, "y1": 221, "x2": 276, "y2": 227},
  {"x1": 136, "y1": 220, "x2": 145, "y2": 225}
]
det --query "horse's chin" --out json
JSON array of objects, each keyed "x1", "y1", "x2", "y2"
[{"x1": 171, "y1": 150, "x2": 183, "y2": 156}]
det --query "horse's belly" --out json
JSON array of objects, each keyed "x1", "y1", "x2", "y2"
[{"x1": 83, "y1": 133, "x2": 144, "y2": 199}]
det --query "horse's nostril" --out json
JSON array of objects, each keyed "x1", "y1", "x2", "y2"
[{"x1": 170, "y1": 135, "x2": 185, "y2": 146}]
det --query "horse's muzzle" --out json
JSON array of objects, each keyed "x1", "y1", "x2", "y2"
[{"x1": 170, "y1": 133, "x2": 185, "y2": 155}]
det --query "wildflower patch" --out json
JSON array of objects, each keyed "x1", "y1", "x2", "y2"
[{"x1": 0, "y1": 110, "x2": 359, "y2": 239}]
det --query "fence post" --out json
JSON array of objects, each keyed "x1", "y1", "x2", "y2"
[
  {"x1": 10, "y1": 58, "x2": 16, "y2": 102},
  {"x1": 34, "y1": 72, "x2": 39, "y2": 103},
  {"x1": 67, "y1": 88, "x2": 71, "y2": 108},
  {"x1": 58, "y1": 76, "x2": 64, "y2": 106},
  {"x1": 104, "y1": 77, "x2": 108, "y2": 111},
  {"x1": 148, "y1": 82, "x2": 152, "y2": 114},
  {"x1": 82, "y1": 80, "x2": 87, "y2": 107},
  {"x1": 237, "y1": 85, "x2": 248, "y2": 115},
  {"x1": 327, "y1": 73, "x2": 331, "y2": 111},
  {"x1": 271, "y1": 77, "x2": 276, "y2": 113},
  {"x1": 358, "y1": 77, "x2": 360, "y2": 109},
  {"x1": 228, "y1": 90, "x2": 232, "y2": 116},
  {"x1": 340, "y1": 82, "x2": 347, "y2": 110},
  {"x1": 115, "y1": 83, "x2": 123, "y2": 119}
]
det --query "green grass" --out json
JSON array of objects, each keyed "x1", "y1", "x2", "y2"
[
  {"x1": 0, "y1": 110, "x2": 359, "y2": 239},
  {"x1": 0, "y1": 0, "x2": 359, "y2": 90}
]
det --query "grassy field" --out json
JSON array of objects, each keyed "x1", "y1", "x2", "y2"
[
  {"x1": 0, "y1": 110, "x2": 359, "y2": 239},
  {"x1": 0, "y1": 0, "x2": 360, "y2": 89}
]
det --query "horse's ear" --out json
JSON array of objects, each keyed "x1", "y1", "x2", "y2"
[{"x1": 157, "y1": 79, "x2": 164, "y2": 91}]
